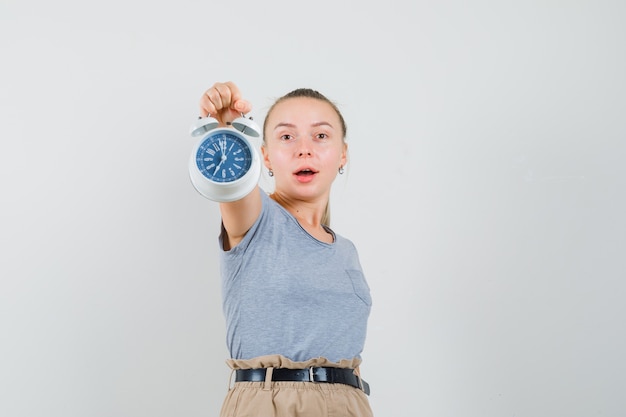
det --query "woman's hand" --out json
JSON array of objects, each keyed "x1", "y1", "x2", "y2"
[{"x1": 199, "y1": 81, "x2": 252, "y2": 126}]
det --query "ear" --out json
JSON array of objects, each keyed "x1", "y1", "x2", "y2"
[
  {"x1": 340, "y1": 142, "x2": 348, "y2": 168},
  {"x1": 261, "y1": 145, "x2": 272, "y2": 170}
]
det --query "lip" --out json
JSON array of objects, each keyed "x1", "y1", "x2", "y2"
[{"x1": 293, "y1": 166, "x2": 319, "y2": 183}]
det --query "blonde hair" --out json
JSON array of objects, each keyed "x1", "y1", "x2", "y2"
[{"x1": 263, "y1": 88, "x2": 347, "y2": 226}]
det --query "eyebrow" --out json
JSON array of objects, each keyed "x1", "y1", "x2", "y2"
[{"x1": 273, "y1": 121, "x2": 335, "y2": 131}]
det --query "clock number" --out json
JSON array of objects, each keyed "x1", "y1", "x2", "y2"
[{"x1": 196, "y1": 132, "x2": 253, "y2": 182}]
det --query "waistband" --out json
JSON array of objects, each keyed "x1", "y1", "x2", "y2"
[{"x1": 226, "y1": 354, "x2": 362, "y2": 370}]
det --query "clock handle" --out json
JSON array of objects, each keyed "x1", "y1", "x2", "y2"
[{"x1": 232, "y1": 113, "x2": 261, "y2": 138}]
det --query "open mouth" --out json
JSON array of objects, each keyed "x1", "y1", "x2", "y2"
[{"x1": 295, "y1": 168, "x2": 317, "y2": 177}]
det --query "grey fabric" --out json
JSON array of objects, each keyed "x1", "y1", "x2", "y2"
[{"x1": 219, "y1": 189, "x2": 372, "y2": 362}]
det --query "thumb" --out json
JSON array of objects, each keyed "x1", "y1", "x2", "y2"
[{"x1": 233, "y1": 99, "x2": 252, "y2": 114}]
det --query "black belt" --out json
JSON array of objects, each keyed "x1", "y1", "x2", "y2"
[{"x1": 235, "y1": 367, "x2": 370, "y2": 395}]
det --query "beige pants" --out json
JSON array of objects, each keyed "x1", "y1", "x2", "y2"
[{"x1": 220, "y1": 355, "x2": 373, "y2": 417}]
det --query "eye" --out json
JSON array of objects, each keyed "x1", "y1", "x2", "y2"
[
  {"x1": 280, "y1": 134, "x2": 293, "y2": 141},
  {"x1": 316, "y1": 133, "x2": 328, "y2": 140}
]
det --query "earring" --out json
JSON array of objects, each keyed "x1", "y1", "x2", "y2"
[
  {"x1": 338, "y1": 166, "x2": 344, "y2": 175},
  {"x1": 268, "y1": 169, "x2": 274, "y2": 177}
]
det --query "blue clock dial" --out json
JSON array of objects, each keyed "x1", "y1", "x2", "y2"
[{"x1": 195, "y1": 131, "x2": 253, "y2": 183}]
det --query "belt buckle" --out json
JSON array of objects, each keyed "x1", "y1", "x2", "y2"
[{"x1": 308, "y1": 367, "x2": 316, "y2": 383}]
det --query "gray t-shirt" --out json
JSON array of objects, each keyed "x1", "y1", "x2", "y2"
[{"x1": 219, "y1": 189, "x2": 372, "y2": 363}]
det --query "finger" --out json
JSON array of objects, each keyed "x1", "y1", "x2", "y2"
[
  {"x1": 199, "y1": 86, "x2": 223, "y2": 117},
  {"x1": 199, "y1": 95, "x2": 216, "y2": 118},
  {"x1": 199, "y1": 83, "x2": 230, "y2": 119},
  {"x1": 223, "y1": 81, "x2": 241, "y2": 109},
  {"x1": 205, "y1": 84, "x2": 225, "y2": 111},
  {"x1": 212, "y1": 83, "x2": 230, "y2": 109},
  {"x1": 222, "y1": 81, "x2": 253, "y2": 115}
]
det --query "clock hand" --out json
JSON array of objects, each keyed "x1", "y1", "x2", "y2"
[
  {"x1": 213, "y1": 140, "x2": 228, "y2": 175},
  {"x1": 213, "y1": 154, "x2": 227, "y2": 175},
  {"x1": 221, "y1": 139, "x2": 231, "y2": 158}
]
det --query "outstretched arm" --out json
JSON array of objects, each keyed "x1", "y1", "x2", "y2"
[{"x1": 199, "y1": 81, "x2": 262, "y2": 250}]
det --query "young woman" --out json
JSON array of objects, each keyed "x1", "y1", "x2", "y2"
[{"x1": 198, "y1": 81, "x2": 373, "y2": 417}]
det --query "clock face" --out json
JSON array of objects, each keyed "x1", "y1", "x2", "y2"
[{"x1": 195, "y1": 131, "x2": 253, "y2": 183}]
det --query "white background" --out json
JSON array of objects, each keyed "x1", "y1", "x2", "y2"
[{"x1": 1, "y1": 1, "x2": 625, "y2": 416}]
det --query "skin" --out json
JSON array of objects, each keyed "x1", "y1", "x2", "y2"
[{"x1": 199, "y1": 81, "x2": 347, "y2": 249}]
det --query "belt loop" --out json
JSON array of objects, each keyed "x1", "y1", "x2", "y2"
[
  {"x1": 263, "y1": 367, "x2": 274, "y2": 391},
  {"x1": 354, "y1": 366, "x2": 364, "y2": 392}
]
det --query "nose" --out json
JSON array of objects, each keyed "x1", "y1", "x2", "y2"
[{"x1": 296, "y1": 140, "x2": 312, "y2": 158}]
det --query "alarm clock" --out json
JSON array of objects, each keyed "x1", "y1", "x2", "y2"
[{"x1": 188, "y1": 114, "x2": 261, "y2": 202}]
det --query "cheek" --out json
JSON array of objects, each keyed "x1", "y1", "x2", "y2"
[
  {"x1": 319, "y1": 146, "x2": 345, "y2": 165},
  {"x1": 265, "y1": 148, "x2": 290, "y2": 167}
]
